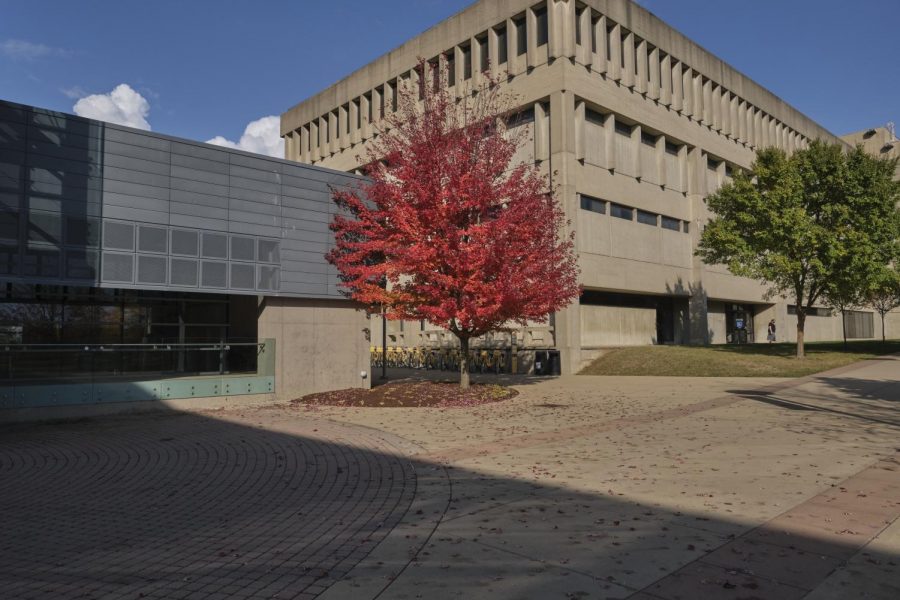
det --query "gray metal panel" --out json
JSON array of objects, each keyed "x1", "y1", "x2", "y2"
[
  {"x1": 0, "y1": 99, "x2": 369, "y2": 298},
  {"x1": 171, "y1": 158, "x2": 229, "y2": 179},
  {"x1": 170, "y1": 140, "x2": 230, "y2": 162}
]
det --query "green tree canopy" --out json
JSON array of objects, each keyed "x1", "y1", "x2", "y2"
[{"x1": 697, "y1": 140, "x2": 900, "y2": 358}]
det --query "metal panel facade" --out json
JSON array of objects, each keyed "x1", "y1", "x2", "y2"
[{"x1": 0, "y1": 99, "x2": 364, "y2": 298}]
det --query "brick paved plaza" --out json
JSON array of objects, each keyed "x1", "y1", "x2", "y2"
[{"x1": 1, "y1": 356, "x2": 898, "y2": 599}]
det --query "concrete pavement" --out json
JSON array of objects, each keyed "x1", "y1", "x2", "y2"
[{"x1": 1, "y1": 355, "x2": 897, "y2": 598}]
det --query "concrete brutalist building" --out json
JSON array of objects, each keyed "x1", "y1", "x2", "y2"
[
  {"x1": 280, "y1": 0, "x2": 900, "y2": 373},
  {"x1": 0, "y1": 99, "x2": 372, "y2": 418}
]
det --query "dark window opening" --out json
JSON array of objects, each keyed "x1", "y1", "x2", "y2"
[
  {"x1": 641, "y1": 131, "x2": 657, "y2": 146},
  {"x1": 614, "y1": 120, "x2": 632, "y2": 136},
  {"x1": 515, "y1": 16, "x2": 527, "y2": 56},
  {"x1": 610, "y1": 203, "x2": 633, "y2": 220},
  {"x1": 446, "y1": 53, "x2": 456, "y2": 86},
  {"x1": 665, "y1": 140, "x2": 680, "y2": 155},
  {"x1": 478, "y1": 36, "x2": 489, "y2": 72},
  {"x1": 496, "y1": 25, "x2": 508, "y2": 64},
  {"x1": 535, "y1": 7, "x2": 548, "y2": 46},
  {"x1": 585, "y1": 108, "x2": 605, "y2": 125},
  {"x1": 661, "y1": 216, "x2": 680, "y2": 231},
  {"x1": 461, "y1": 43, "x2": 472, "y2": 80},
  {"x1": 579, "y1": 194, "x2": 606, "y2": 214},
  {"x1": 575, "y1": 10, "x2": 583, "y2": 45},
  {"x1": 637, "y1": 210, "x2": 658, "y2": 226}
]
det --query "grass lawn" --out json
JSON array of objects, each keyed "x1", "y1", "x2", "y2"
[{"x1": 579, "y1": 340, "x2": 900, "y2": 378}]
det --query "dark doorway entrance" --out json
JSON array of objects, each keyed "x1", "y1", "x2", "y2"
[{"x1": 725, "y1": 304, "x2": 754, "y2": 344}]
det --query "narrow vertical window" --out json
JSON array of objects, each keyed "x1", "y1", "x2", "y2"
[
  {"x1": 575, "y1": 9, "x2": 583, "y2": 45},
  {"x1": 515, "y1": 15, "x2": 527, "y2": 56},
  {"x1": 446, "y1": 52, "x2": 455, "y2": 86},
  {"x1": 478, "y1": 36, "x2": 488, "y2": 72},
  {"x1": 462, "y1": 43, "x2": 472, "y2": 80},
  {"x1": 535, "y1": 7, "x2": 548, "y2": 46},
  {"x1": 496, "y1": 25, "x2": 508, "y2": 64}
]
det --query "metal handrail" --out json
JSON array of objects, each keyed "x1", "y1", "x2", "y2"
[{"x1": 0, "y1": 342, "x2": 265, "y2": 353}]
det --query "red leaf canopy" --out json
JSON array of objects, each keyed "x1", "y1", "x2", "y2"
[{"x1": 327, "y1": 62, "x2": 579, "y2": 340}]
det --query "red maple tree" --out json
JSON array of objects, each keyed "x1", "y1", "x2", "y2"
[{"x1": 327, "y1": 60, "x2": 580, "y2": 387}]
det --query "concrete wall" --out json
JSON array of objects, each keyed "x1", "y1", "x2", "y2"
[
  {"x1": 277, "y1": 0, "x2": 882, "y2": 372},
  {"x1": 257, "y1": 297, "x2": 370, "y2": 401},
  {"x1": 580, "y1": 304, "x2": 656, "y2": 346}
]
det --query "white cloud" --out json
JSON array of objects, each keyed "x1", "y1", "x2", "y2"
[
  {"x1": 1, "y1": 39, "x2": 70, "y2": 60},
  {"x1": 72, "y1": 84, "x2": 151, "y2": 130},
  {"x1": 61, "y1": 86, "x2": 87, "y2": 99},
  {"x1": 207, "y1": 115, "x2": 284, "y2": 158}
]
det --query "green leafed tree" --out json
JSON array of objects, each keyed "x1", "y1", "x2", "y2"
[
  {"x1": 697, "y1": 140, "x2": 900, "y2": 358},
  {"x1": 867, "y1": 268, "x2": 900, "y2": 343}
]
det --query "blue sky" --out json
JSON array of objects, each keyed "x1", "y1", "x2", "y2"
[{"x1": 1, "y1": 0, "x2": 897, "y2": 155}]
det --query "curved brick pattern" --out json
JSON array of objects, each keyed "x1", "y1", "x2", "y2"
[{"x1": 0, "y1": 413, "x2": 418, "y2": 599}]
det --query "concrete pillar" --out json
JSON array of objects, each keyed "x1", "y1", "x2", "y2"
[
  {"x1": 608, "y1": 23, "x2": 621, "y2": 81},
  {"x1": 338, "y1": 104, "x2": 349, "y2": 150},
  {"x1": 526, "y1": 6, "x2": 539, "y2": 69},
  {"x1": 680, "y1": 66, "x2": 692, "y2": 117},
  {"x1": 701, "y1": 79, "x2": 712, "y2": 126},
  {"x1": 635, "y1": 39, "x2": 648, "y2": 94},
  {"x1": 327, "y1": 111, "x2": 338, "y2": 154},
  {"x1": 712, "y1": 85, "x2": 722, "y2": 131},
  {"x1": 548, "y1": 89, "x2": 581, "y2": 374},
  {"x1": 692, "y1": 73, "x2": 703, "y2": 121},
  {"x1": 622, "y1": 31, "x2": 635, "y2": 89},
  {"x1": 603, "y1": 112, "x2": 616, "y2": 171},
  {"x1": 678, "y1": 143, "x2": 689, "y2": 193},
  {"x1": 506, "y1": 17, "x2": 520, "y2": 76},
  {"x1": 349, "y1": 101, "x2": 360, "y2": 145},
  {"x1": 548, "y1": 0, "x2": 576, "y2": 61},
  {"x1": 659, "y1": 53, "x2": 671, "y2": 106},
  {"x1": 648, "y1": 46, "x2": 660, "y2": 100},
  {"x1": 574, "y1": 99, "x2": 585, "y2": 161},
  {"x1": 535, "y1": 102, "x2": 550, "y2": 161},
  {"x1": 592, "y1": 15, "x2": 607, "y2": 74},
  {"x1": 576, "y1": 5, "x2": 591, "y2": 66},
  {"x1": 317, "y1": 116, "x2": 328, "y2": 158},
  {"x1": 300, "y1": 125, "x2": 310, "y2": 163},
  {"x1": 283, "y1": 131, "x2": 294, "y2": 161},
  {"x1": 671, "y1": 60, "x2": 682, "y2": 111}
]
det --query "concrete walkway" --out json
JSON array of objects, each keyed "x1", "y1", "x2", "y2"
[
  {"x1": 309, "y1": 356, "x2": 900, "y2": 599},
  {"x1": 1, "y1": 356, "x2": 897, "y2": 598}
]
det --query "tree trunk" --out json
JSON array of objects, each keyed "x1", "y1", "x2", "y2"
[
  {"x1": 459, "y1": 336, "x2": 470, "y2": 389},
  {"x1": 841, "y1": 309, "x2": 848, "y2": 351},
  {"x1": 882, "y1": 312, "x2": 887, "y2": 344},
  {"x1": 796, "y1": 312, "x2": 806, "y2": 359}
]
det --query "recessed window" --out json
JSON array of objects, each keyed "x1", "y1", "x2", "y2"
[
  {"x1": 640, "y1": 131, "x2": 657, "y2": 146},
  {"x1": 610, "y1": 203, "x2": 633, "y2": 220},
  {"x1": 585, "y1": 108, "x2": 605, "y2": 125},
  {"x1": 535, "y1": 7, "x2": 548, "y2": 46},
  {"x1": 682, "y1": 221, "x2": 690, "y2": 234},
  {"x1": 461, "y1": 43, "x2": 472, "y2": 80},
  {"x1": 665, "y1": 140, "x2": 680, "y2": 155},
  {"x1": 579, "y1": 194, "x2": 606, "y2": 214},
  {"x1": 637, "y1": 210, "x2": 658, "y2": 226},
  {"x1": 615, "y1": 121, "x2": 632, "y2": 137},
  {"x1": 496, "y1": 25, "x2": 508, "y2": 64},
  {"x1": 446, "y1": 53, "x2": 456, "y2": 86},
  {"x1": 575, "y1": 9, "x2": 583, "y2": 45},
  {"x1": 478, "y1": 36, "x2": 489, "y2": 72},
  {"x1": 661, "y1": 216, "x2": 680, "y2": 231},
  {"x1": 514, "y1": 15, "x2": 527, "y2": 56},
  {"x1": 725, "y1": 165, "x2": 734, "y2": 178}
]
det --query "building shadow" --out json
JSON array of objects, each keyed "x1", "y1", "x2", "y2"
[{"x1": 1, "y1": 398, "x2": 895, "y2": 599}]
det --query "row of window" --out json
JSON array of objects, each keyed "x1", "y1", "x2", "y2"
[
  {"x1": 579, "y1": 194, "x2": 689, "y2": 233},
  {"x1": 288, "y1": 2, "x2": 810, "y2": 164}
]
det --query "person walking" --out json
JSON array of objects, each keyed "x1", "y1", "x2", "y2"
[{"x1": 767, "y1": 319, "x2": 777, "y2": 343}]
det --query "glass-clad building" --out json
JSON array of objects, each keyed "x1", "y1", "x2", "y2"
[{"x1": 0, "y1": 99, "x2": 372, "y2": 414}]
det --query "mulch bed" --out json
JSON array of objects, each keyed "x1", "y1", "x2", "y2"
[{"x1": 292, "y1": 380, "x2": 518, "y2": 408}]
